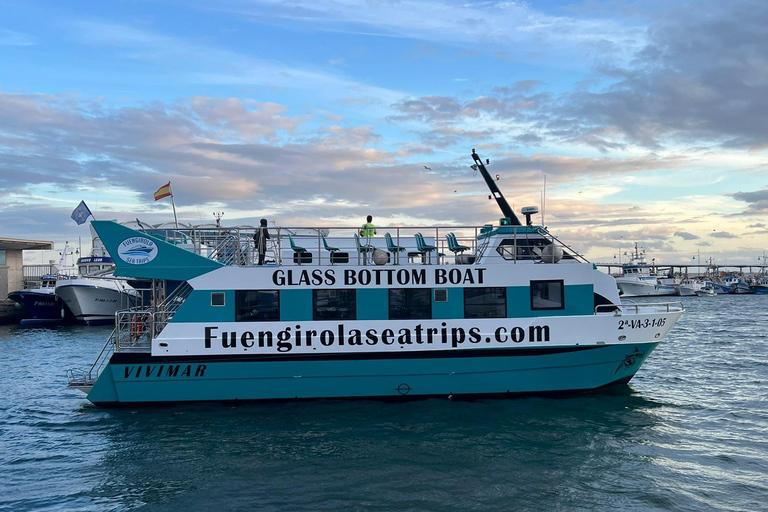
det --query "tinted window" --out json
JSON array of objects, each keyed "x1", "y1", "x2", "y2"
[
  {"x1": 531, "y1": 280, "x2": 564, "y2": 310},
  {"x1": 236, "y1": 290, "x2": 280, "y2": 321},
  {"x1": 389, "y1": 289, "x2": 432, "y2": 320},
  {"x1": 313, "y1": 289, "x2": 356, "y2": 321},
  {"x1": 464, "y1": 287, "x2": 506, "y2": 318}
]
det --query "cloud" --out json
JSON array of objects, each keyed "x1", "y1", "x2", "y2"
[
  {"x1": 0, "y1": 29, "x2": 36, "y2": 46},
  {"x1": 710, "y1": 231, "x2": 738, "y2": 238},
  {"x1": 69, "y1": 20, "x2": 406, "y2": 107},
  {"x1": 730, "y1": 188, "x2": 768, "y2": 214},
  {"x1": 216, "y1": 0, "x2": 641, "y2": 63},
  {"x1": 561, "y1": 0, "x2": 768, "y2": 150},
  {"x1": 674, "y1": 231, "x2": 700, "y2": 240}
]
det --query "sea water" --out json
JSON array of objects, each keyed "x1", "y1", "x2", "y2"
[{"x1": 0, "y1": 295, "x2": 765, "y2": 511}]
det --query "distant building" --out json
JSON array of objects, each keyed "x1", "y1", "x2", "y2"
[{"x1": 0, "y1": 238, "x2": 54, "y2": 298}]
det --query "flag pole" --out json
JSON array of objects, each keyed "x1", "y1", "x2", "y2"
[{"x1": 169, "y1": 181, "x2": 179, "y2": 228}]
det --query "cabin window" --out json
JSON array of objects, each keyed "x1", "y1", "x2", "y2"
[
  {"x1": 434, "y1": 289, "x2": 448, "y2": 303},
  {"x1": 236, "y1": 290, "x2": 279, "y2": 321},
  {"x1": 313, "y1": 289, "x2": 356, "y2": 321},
  {"x1": 464, "y1": 287, "x2": 506, "y2": 318},
  {"x1": 389, "y1": 289, "x2": 432, "y2": 320},
  {"x1": 496, "y1": 238, "x2": 551, "y2": 261},
  {"x1": 531, "y1": 280, "x2": 565, "y2": 310},
  {"x1": 211, "y1": 292, "x2": 225, "y2": 307}
]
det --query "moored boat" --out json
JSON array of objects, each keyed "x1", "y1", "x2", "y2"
[
  {"x1": 615, "y1": 245, "x2": 677, "y2": 297},
  {"x1": 55, "y1": 231, "x2": 143, "y2": 325},
  {"x1": 749, "y1": 278, "x2": 768, "y2": 294},
  {"x1": 8, "y1": 274, "x2": 72, "y2": 325},
  {"x1": 67, "y1": 150, "x2": 685, "y2": 406},
  {"x1": 695, "y1": 284, "x2": 717, "y2": 297},
  {"x1": 7, "y1": 243, "x2": 77, "y2": 325}
]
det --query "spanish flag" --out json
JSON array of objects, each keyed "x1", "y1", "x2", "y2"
[{"x1": 154, "y1": 182, "x2": 172, "y2": 201}]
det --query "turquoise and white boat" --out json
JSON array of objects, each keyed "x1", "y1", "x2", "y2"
[{"x1": 67, "y1": 150, "x2": 685, "y2": 406}]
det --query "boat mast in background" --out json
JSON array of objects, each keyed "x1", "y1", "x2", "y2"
[{"x1": 471, "y1": 149, "x2": 522, "y2": 226}]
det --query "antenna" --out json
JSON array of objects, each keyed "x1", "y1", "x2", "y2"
[{"x1": 542, "y1": 174, "x2": 547, "y2": 226}]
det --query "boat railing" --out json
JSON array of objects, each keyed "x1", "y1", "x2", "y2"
[
  {"x1": 536, "y1": 228, "x2": 589, "y2": 263},
  {"x1": 137, "y1": 224, "x2": 587, "y2": 267},
  {"x1": 115, "y1": 310, "x2": 153, "y2": 352},
  {"x1": 66, "y1": 328, "x2": 116, "y2": 387},
  {"x1": 109, "y1": 282, "x2": 192, "y2": 353},
  {"x1": 595, "y1": 301, "x2": 685, "y2": 315}
]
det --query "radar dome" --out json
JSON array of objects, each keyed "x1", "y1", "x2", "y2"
[{"x1": 541, "y1": 245, "x2": 563, "y2": 264}]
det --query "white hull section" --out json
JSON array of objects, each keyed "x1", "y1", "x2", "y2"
[
  {"x1": 617, "y1": 281, "x2": 677, "y2": 297},
  {"x1": 56, "y1": 279, "x2": 140, "y2": 324},
  {"x1": 152, "y1": 308, "x2": 682, "y2": 358}
]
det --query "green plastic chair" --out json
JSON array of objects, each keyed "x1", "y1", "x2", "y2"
[
  {"x1": 321, "y1": 234, "x2": 339, "y2": 264},
  {"x1": 447, "y1": 233, "x2": 470, "y2": 254},
  {"x1": 385, "y1": 233, "x2": 405, "y2": 264},
  {"x1": 354, "y1": 233, "x2": 375, "y2": 264},
  {"x1": 288, "y1": 234, "x2": 308, "y2": 265},
  {"x1": 414, "y1": 233, "x2": 437, "y2": 264}
]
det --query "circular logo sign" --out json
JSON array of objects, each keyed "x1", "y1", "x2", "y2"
[{"x1": 117, "y1": 236, "x2": 158, "y2": 265}]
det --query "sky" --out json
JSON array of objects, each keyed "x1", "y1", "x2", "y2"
[{"x1": 1, "y1": 0, "x2": 767, "y2": 267}]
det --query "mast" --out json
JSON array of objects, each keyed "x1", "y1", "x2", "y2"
[{"x1": 471, "y1": 149, "x2": 522, "y2": 226}]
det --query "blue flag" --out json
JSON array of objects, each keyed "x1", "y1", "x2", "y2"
[{"x1": 71, "y1": 200, "x2": 93, "y2": 225}]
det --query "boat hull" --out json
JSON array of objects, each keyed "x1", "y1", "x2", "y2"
[
  {"x1": 617, "y1": 281, "x2": 677, "y2": 297},
  {"x1": 55, "y1": 280, "x2": 140, "y2": 325},
  {"x1": 86, "y1": 342, "x2": 659, "y2": 406},
  {"x1": 7, "y1": 290, "x2": 66, "y2": 324}
]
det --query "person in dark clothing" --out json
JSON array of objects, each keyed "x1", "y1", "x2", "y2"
[{"x1": 253, "y1": 218, "x2": 271, "y2": 265}]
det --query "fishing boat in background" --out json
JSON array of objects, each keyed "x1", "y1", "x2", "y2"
[
  {"x1": 749, "y1": 277, "x2": 768, "y2": 294},
  {"x1": 615, "y1": 245, "x2": 677, "y2": 297},
  {"x1": 676, "y1": 278, "x2": 707, "y2": 296},
  {"x1": 721, "y1": 275, "x2": 752, "y2": 294},
  {"x1": 67, "y1": 149, "x2": 685, "y2": 407},
  {"x1": 7, "y1": 243, "x2": 77, "y2": 325},
  {"x1": 695, "y1": 284, "x2": 718, "y2": 297},
  {"x1": 54, "y1": 226, "x2": 143, "y2": 325},
  {"x1": 8, "y1": 274, "x2": 71, "y2": 325}
]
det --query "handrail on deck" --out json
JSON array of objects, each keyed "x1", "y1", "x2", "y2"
[
  {"x1": 134, "y1": 223, "x2": 587, "y2": 267},
  {"x1": 595, "y1": 301, "x2": 685, "y2": 314}
]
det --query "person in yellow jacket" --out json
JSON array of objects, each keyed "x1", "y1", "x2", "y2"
[{"x1": 360, "y1": 215, "x2": 377, "y2": 243}]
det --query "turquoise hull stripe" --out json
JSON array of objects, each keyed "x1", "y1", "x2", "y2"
[
  {"x1": 507, "y1": 284, "x2": 593, "y2": 318},
  {"x1": 432, "y1": 287, "x2": 464, "y2": 319},
  {"x1": 88, "y1": 343, "x2": 658, "y2": 404},
  {"x1": 172, "y1": 290, "x2": 234, "y2": 323},
  {"x1": 280, "y1": 289, "x2": 312, "y2": 321},
  {"x1": 174, "y1": 284, "x2": 593, "y2": 322},
  {"x1": 357, "y1": 288, "x2": 388, "y2": 320}
]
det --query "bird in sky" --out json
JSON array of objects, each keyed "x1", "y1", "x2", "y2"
[{"x1": 424, "y1": 165, "x2": 432, "y2": 171}]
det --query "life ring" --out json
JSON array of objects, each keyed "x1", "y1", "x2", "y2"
[{"x1": 131, "y1": 315, "x2": 146, "y2": 339}]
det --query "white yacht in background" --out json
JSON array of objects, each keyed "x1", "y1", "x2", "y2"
[
  {"x1": 55, "y1": 227, "x2": 143, "y2": 325},
  {"x1": 615, "y1": 243, "x2": 677, "y2": 297}
]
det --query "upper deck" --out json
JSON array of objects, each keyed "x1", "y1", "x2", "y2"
[{"x1": 131, "y1": 222, "x2": 588, "y2": 268}]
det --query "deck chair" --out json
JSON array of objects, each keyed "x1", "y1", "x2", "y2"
[
  {"x1": 321, "y1": 234, "x2": 340, "y2": 264},
  {"x1": 385, "y1": 233, "x2": 406, "y2": 265},
  {"x1": 354, "y1": 233, "x2": 375, "y2": 265},
  {"x1": 414, "y1": 233, "x2": 437, "y2": 264},
  {"x1": 447, "y1": 233, "x2": 471, "y2": 254},
  {"x1": 288, "y1": 234, "x2": 308, "y2": 265}
]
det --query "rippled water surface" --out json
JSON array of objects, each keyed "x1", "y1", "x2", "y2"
[{"x1": 1, "y1": 295, "x2": 766, "y2": 511}]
